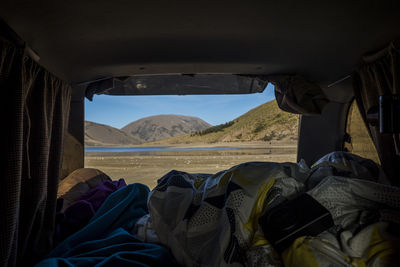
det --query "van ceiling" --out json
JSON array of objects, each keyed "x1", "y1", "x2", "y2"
[{"x1": 1, "y1": 1, "x2": 400, "y2": 87}]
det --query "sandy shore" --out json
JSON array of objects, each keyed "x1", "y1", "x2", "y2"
[{"x1": 85, "y1": 142, "x2": 297, "y2": 190}]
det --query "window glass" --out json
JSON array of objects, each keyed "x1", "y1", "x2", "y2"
[
  {"x1": 344, "y1": 101, "x2": 380, "y2": 164},
  {"x1": 84, "y1": 90, "x2": 299, "y2": 189}
]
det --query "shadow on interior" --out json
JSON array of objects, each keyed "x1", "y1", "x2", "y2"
[{"x1": 1, "y1": 1, "x2": 400, "y2": 266}]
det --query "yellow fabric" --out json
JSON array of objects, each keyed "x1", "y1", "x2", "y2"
[
  {"x1": 252, "y1": 233, "x2": 269, "y2": 247},
  {"x1": 244, "y1": 179, "x2": 275, "y2": 247},
  {"x1": 365, "y1": 224, "x2": 397, "y2": 265},
  {"x1": 279, "y1": 224, "x2": 399, "y2": 267},
  {"x1": 344, "y1": 224, "x2": 397, "y2": 266},
  {"x1": 216, "y1": 170, "x2": 233, "y2": 188},
  {"x1": 222, "y1": 166, "x2": 253, "y2": 187},
  {"x1": 193, "y1": 176, "x2": 206, "y2": 189},
  {"x1": 349, "y1": 258, "x2": 367, "y2": 267},
  {"x1": 282, "y1": 237, "x2": 319, "y2": 267}
]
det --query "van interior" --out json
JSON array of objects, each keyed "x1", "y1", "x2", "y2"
[{"x1": 1, "y1": 1, "x2": 400, "y2": 266}]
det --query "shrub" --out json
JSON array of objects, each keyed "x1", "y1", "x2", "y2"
[{"x1": 193, "y1": 121, "x2": 235, "y2": 136}]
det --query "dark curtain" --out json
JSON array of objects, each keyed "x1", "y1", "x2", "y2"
[
  {"x1": 269, "y1": 74, "x2": 329, "y2": 115},
  {"x1": 353, "y1": 41, "x2": 400, "y2": 185},
  {"x1": 0, "y1": 37, "x2": 71, "y2": 266}
]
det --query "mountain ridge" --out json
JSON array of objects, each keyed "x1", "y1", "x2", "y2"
[
  {"x1": 85, "y1": 114, "x2": 212, "y2": 146},
  {"x1": 85, "y1": 121, "x2": 142, "y2": 147},
  {"x1": 150, "y1": 100, "x2": 299, "y2": 144},
  {"x1": 121, "y1": 114, "x2": 212, "y2": 142},
  {"x1": 85, "y1": 100, "x2": 299, "y2": 147}
]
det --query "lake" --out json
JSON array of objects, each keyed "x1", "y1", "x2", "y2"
[
  {"x1": 85, "y1": 146, "x2": 239, "y2": 153},
  {"x1": 85, "y1": 142, "x2": 298, "y2": 189}
]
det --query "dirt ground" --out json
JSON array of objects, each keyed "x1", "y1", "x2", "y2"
[{"x1": 85, "y1": 142, "x2": 297, "y2": 190}]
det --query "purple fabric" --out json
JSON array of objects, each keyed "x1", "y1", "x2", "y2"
[
  {"x1": 55, "y1": 179, "x2": 127, "y2": 244},
  {"x1": 79, "y1": 179, "x2": 127, "y2": 211}
]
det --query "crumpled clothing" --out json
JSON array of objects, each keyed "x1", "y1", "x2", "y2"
[
  {"x1": 55, "y1": 179, "x2": 127, "y2": 243},
  {"x1": 282, "y1": 222, "x2": 400, "y2": 267},
  {"x1": 133, "y1": 214, "x2": 161, "y2": 244},
  {"x1": 141, "y1": 151, "x2": 400, "y2": 266},
  {"x1": 37, "y1": 228, "x2": 176, "y2": 267},
  {"x1": 37, "y1": 183, "x2": 177, "y2": 266},
  {"x1": 147, "y1": 162, "x2": 306, "y2": 267}
]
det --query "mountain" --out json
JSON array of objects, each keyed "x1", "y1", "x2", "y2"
[
  {"x1": 85, "y1": 121, "x2": 142, "y2": 146},
  {"x1": 121, "y1": 115, "x2": 212, "y2": 142},
  {"x1": 152, "y1": 100, "x2": 299, "y2": 144},
  {"x1": 85, "y1": 101, "x2": 297, "y2": 146}
]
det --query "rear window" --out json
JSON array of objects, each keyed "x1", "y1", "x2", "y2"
[
  {"x1": 344, "y1": 100, "x2": 380, "y2": 164},
  {"x1": 84, "y1": 89, "x2": 299, "y2": 189}
]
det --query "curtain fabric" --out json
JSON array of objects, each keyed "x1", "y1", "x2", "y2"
[
  {"x1": 0, "y1": 37, "x2": 71, "y2": 266},
  {"x1": 269, "y1": 74, "x2": 329, "y2": 115},
  {"x1": 353, "y1": 41, "x2": 400, "y2": 185}
]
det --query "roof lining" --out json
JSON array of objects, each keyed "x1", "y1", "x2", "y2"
[{"x1": 1, "y1": 1, "x2": 400, "y2": 87}]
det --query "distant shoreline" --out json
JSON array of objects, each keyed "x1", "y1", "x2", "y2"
[
  {"x1": 85, "y1": 146, "x2": 240, "y2": 153},
  {"x1": 84, "y1": 140, "x2": 298, "y2": 149},
  {"x1": 84, "y1": 141, "x2": 298, "y2": 189}
]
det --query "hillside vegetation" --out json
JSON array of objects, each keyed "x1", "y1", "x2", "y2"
[{"x1": 151, "y1": 100, "x2": 299, "y2": 144}]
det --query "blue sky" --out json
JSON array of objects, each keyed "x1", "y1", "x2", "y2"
[{"x1": 85, "y1": 84, "x2": 275, "y2": 129}]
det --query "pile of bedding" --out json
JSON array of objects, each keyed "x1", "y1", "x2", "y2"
[{"x1": 37, "y1": 152, "x2": 400, "y2": 266}]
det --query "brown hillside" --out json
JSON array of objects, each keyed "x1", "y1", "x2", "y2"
[
  {"x1": 85, "y1": 121, "x2": 142, "y2": 146},
  {"x1": 121, "y1": 115, "x2": 211, "y2": 142},
  {"x1": 151, "y1": 100, "x2": 299, "y2": 144}
]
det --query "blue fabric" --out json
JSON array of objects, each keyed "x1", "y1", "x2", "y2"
[
  {"x1": 36, "y1": 183, "x2": 177, "y2": 266},
  {"x1": 55, "y1": 178, "x2": 128, "y2": 244}
]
